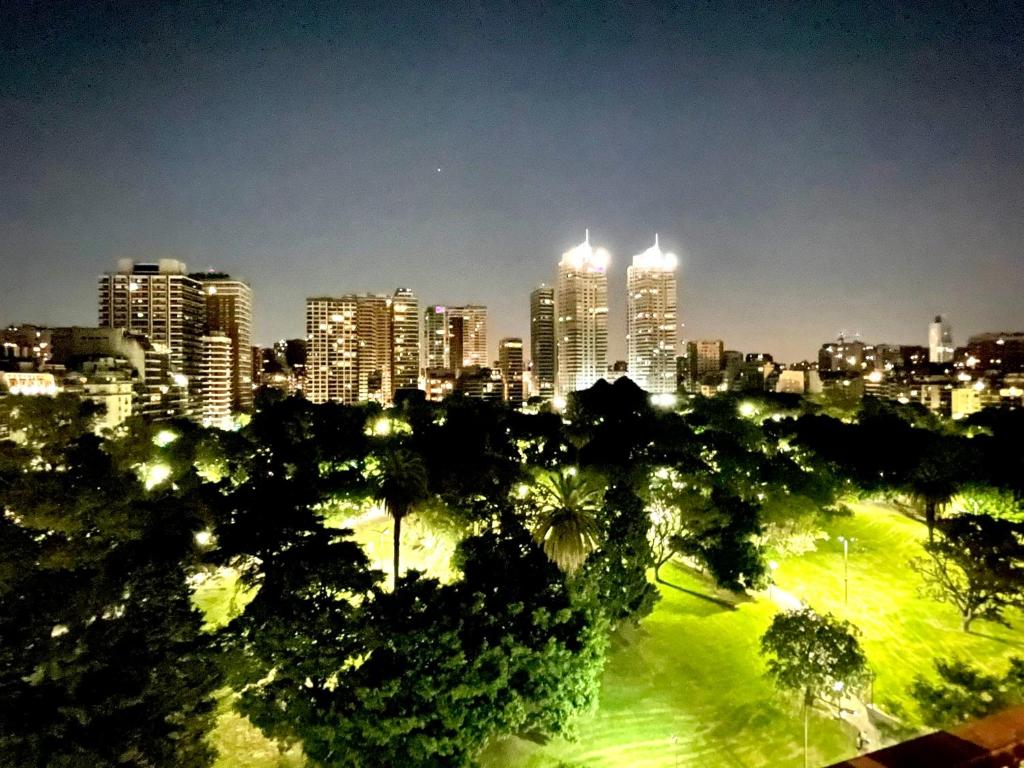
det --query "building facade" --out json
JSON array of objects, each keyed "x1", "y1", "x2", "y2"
[
  {"x1": 498, "y1": 337, "x2": 525, "y2": 405},
  {"x1": 929, "y1": 315, "x2": 954, "y2": 363},
  {"x1": 555, "y1": 232, "x2": 609, "y2": 395},
  {"x1": 194, "y1": 273, "x2": 254, "y2": 411},
  {"x1": 98, "y1": 259, "x2": 205, "y2": 417},
  {"x1": 390, "y1": 288, "x2": 420, "y2": 393},
  {"x1": 626, "y1": 236, "x2": 678, "y2": 394},
  {"x1": 529, "y1": 285, "x2": 556, "y2": 400}
]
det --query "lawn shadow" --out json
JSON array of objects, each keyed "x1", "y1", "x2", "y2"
[
  {"x1": 966, "y1": 630, "x2": 1024, "y2": 649},
  {"x1": 656, "y1": 578, "x2": 739, "y2": 613}
]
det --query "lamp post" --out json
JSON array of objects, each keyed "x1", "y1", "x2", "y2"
[{"x1": 837, "y1": 536, "x2": 854, "y2": 606}]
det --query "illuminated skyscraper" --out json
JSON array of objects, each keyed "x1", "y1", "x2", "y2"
[
  {"x1": 200, "y1": 334, "x2": 233, "y2": 428},
  {"x1": 929, "y1": 314, "x2": 954, "y2": 363},
  {"x1": 98, "y1": 259, "x2": 205, "y2": 417},
  {"x1": 555, "y1": 231, "x2": 609, "y2": 395},
  {"x1": 424, "y1": 305, "x2": 452, "y2": 371},
  {"x1": 305, "y1": 296, "x2": 360, "y2": 404},
  {"x1": 391, "y1": 288, "x2": 420, "y2": 393},
  {"x1": 356, "y1": 295, "x2": 391, "y2": 403},
  {"x1": 306, "y1": 293, "x2": 409, "y2": 405},
  {"x1": 498, "y1": 337, "x2": 525, "y2": 404},
  {"x1": 195, "y1": 273, "x2": 253, "y2": 411},
  {"x1": 626, "y1": 235, "x2": 678, "y2": 394},
  {"x1": 448, "y1": 305, "x2": 487, "y2": 368},
  {"x1": 529, "y1": 285, "x2": 556, "y2": 400}
]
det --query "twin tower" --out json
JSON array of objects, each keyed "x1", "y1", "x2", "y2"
[{"x1": 531, "y1": 232, "x2": 679, "y2": 399}]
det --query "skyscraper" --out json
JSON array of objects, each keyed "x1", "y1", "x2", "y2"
[
  {"x1": 448, "y1": 305, "x2": 487, "y2": 368},
  {"x1": 555, "y1": 231, "x2": 609, "y2": 395},
  {"x1": 391, "y1": 288, "x2": 420, "y2": 393},
  {"x1": 498, "y1": 337, "x2": 525, "y2": 405},
  {"x1": 929, "y1": 315, "x2": 954, "y2": 363},
  {"x1": 356, "y1": 295, "x2": 392, "y2": 403},
  {"x1": 98, "y1": 259, "x2": 205, "y2": 417},
  {"x1": 305, "y1": 296, "x2": 360, "y2": 404},
  {"x1": 424, "y1": 305, "x2": 451, "y2": 371},
  {"x1": 200, "y1": 334, "x2": 233, "y2": 428},
  {"x1": 194, "y1": 272, "x2": 253, "y2": 411},
  {"x1": 626, "y1": 235, "x2": 678, "y2": 394},
  {"x1": 529, "y1": 285, "x2": 556, "y2": 400}
]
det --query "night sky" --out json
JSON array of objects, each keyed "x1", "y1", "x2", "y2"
[{"x1": 2, "y1": 1, "x2": 1022, "y2": 363}]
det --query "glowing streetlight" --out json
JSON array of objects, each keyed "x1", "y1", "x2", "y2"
[
  {"x1": 153, "y1": 429, "x2": 177, "y2": 447},
  {"x1": 738, "y1": 401, "x2": 757, "y2": 418}
]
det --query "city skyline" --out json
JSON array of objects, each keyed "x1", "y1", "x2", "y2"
[{"x1": 3, "y1": 3, "x2": 1023, "y2": 363}]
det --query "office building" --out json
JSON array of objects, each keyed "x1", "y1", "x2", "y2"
[
  {"x1": 626, "y1": 236, "x2": 678, "y2": 394},
  {"x1": 555, "y1": 231, "x2": 609, "y2": 395}
]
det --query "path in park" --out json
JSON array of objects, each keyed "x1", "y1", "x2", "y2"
[{"x1": 759, "y1": 582, "x2": 883, "y2": 755}]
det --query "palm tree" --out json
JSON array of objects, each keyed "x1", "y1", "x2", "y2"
[
  {"x1": 531, "y1": 468, "x2": 604, "y2": 574},
  {"x1": 375, "y1": 448, "x2": 429, "y2": 589}
]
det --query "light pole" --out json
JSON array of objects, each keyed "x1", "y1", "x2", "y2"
[
  {"x1": 670, "y1": 734, "x2": 679, "y2": 768},
  {"x1": 837, "y1": 536, "x2": 854, "y2": 606}
]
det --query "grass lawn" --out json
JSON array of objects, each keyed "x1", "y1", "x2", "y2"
[
  {"x1": 480, "y1": 502, "x2": 1024, "y2": 767},
  {"x1": 770, "y1": 500, "x2": 1024, "y2": 725},
  {"x1": 480, "y1": 562, "x2": 852, "y2": 768},
  {"x1": 198, "y1": 501, "x2": 1024, "y2": 768}
]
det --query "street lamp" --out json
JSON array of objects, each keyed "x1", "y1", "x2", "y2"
[{"x1": 837, "y1": 536, "x2": 854, "y2": 606}]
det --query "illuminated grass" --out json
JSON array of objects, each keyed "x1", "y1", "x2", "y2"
[
  {"x1": 481, "y1": 563, "x2": 852, "y2": 768},
  {"x1": 201, "y1": 501, "x2": 1023, "y2": 767},
  {"x1": 481, "y1": 502, "x2": 1024, "y2": 767},
  {"x1": 771, "y1": 501, "x2": 1024, "y2": 725}
]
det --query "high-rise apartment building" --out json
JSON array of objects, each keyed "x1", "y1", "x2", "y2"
[
  {"x1": 929, "y1": 315, "x2": 954, "y2": 363},
  {"x1": 194, "y1": 272, "x2": 253, "y2": 411},
  {"x1": 200, "y1": 335, "x2": 233, "y2": 428},
  {"x1": 357, "y1": 295, "x2": 392, "y2": 403},
  {"x1": 424, "y1": 306, "x2": 451, "y2": 371},
  {"x1": 448, "y1": 305, "x2": 487, "y2": 368},
  {"x1": 305, "y1": 296, "x2": 360, "y2": 404},
  {"x1": 98, "y1": 259, "x2": 205, "y2": 417},
  {"x1": 498, "y1": 337, "x2": 525, "y2": 405},
  {"x1": 424, "y1": 304, "x2": 481, "y2": 372},
  {"x1": 529, "y1": 285, "x2": 556, "y2": 400},
  {"x1": 555, "y1": 231, "x2": 609, "y2": 395},
  {"x1": 626, "y1": 236, "x2": 678, "y2": 394},
  {"x1": 390, "y1": 288, "x2": 420, "y2": 393}
]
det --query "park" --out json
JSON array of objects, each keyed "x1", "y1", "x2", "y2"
[{"x1": 2, "y1": 386, "x2": 1023, "y2": 767}]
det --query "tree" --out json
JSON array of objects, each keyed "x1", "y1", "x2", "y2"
[
  {"x1": 530, "y1": 468, "x2": 604, "y2": 574},
  {"x1": 0, "y1": 398, "x2": 220, "y2": 767},
  {"x1": 906, "y1": 439, "x2": 964, "y2": 541},
  {"x1": 910, "y1": 656, "x2": 1024, "y2": 729},
  {"x1": 761, "y1": 608, "x2": 869, "y2": 768},
  {"x1": 375, "y1": 448, "x2": 430, "y2": 589},
  {"x1": 644, "y1": 467, "x2": 708, "y2": 582},
  {"x1": 910, "y1": 514, "x2": 1024, "y2": 631}
]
